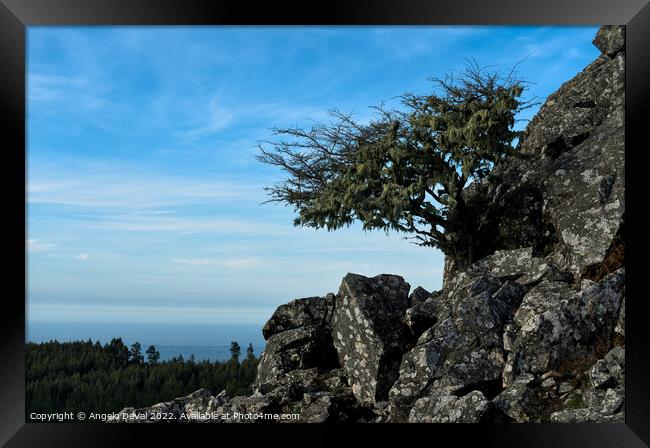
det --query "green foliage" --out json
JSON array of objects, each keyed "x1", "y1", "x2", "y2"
[
  {"x1": 145, "y1": 344, "x2": 160, "y2": 365},
  {"x1": 258, "y1": 61, "x2": 534, "y2": 264},
  {"x1": 230, "y1": 341, "x2": 241, "y2": 361},
  {"x1": 25, "y1": 340, "x2": 259, "y2": 416},
  {"x1": 565, "y1": 394, "x2": 585, "y2": 410},
  {"x1": 129, "y1": 342, "x2": 144, "y2": 364},
  {"x1": 246, "y1": 343, "x2": 255, "y2": 362}
]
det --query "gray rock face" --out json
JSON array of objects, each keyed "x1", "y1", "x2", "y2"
[
  {"x1": 256, "y1": 367, "x2": 324, "y2": 403},
  {"x1": 409, "y1": 391, "x2": 490, "y2": 423},
  {"x1": 408, "y1": 286, "x2": 431, "y2": 308},
  {"x1": 299, "y1": 387, "x2": 376, "y2": 423},
  {"x1": 404, "y1": 294, "x2": 444, "y2": 339},
  {"x1": 262, "y1": 295, "x2": 333, "y2": 339},
  {"x1": 589, "y1": 346, "x2": 625, "y2": 389},
  {"x1": 583, "y1": 388, "x2": 607, "y2": 408},
  {"x1": 503, "y1": 269, "x2": 624, "y2": 386},
  {"x1": 549, "y1": 345, "x2": 625, "y2": 423},
  {"x1": 492, "y1": 374, "x2": 535, "y2": 422},
  {"x1": 558, "y1": 382, "x2": 574, "y2": 395},
  {"x1": 522, "y1": 44, "x2": 624, "y2": 276},
  {"x1": 550, "y1": 408, "x2": 624, "y2": 423},
  {"x1": 448, "y1": 247, "x2": 570, "y2": 288},
  {"x1": 456, "y1": 25, "x2": 625, "y2": 281},
  {"x1": 299, "y1": 392, "x2": 335, "y2": 422},
  {"x1": 593, "y1": 25, "x2": 625, "y2": 57},
  {"x1": 600, "y1": 387, "x2": 625, "y2": 415},
  {"x1": 388, "y1": 273, "x2": 524, "y2": 421},
  {"x1": 332, "y1": 273, "x2": 411, "y2": 407},
  {"x1": 255, "y1": 295, "x2": 339, "y2": 389},
  {"x1": 255, "y1": 324, "x2": 339, "y2": 388}
]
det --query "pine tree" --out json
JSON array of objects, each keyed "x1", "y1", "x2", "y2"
[
  {"x1": 246, "y1": 343, "x2": 255, "y2": 362},
  {"x1": 145, "y1": 345, "x2": 160, "y2": 365},
  {"x1": 230, "y1": 341, "x2": 241, "y2": 362},
  {"x1": 129, "y1": 342, "x2": 144, "y2": 364}
]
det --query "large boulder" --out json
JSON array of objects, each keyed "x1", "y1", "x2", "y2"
[
  {"x1": 503, "y1": 269, "x2": 624, "y2": 386},
  {"x1": 332, "y1": 273, "x2": 411, "y2": 407},
  {"x1": 262, "y1": 295, "x2": 333, "y2": 339},
  {"x1": 255, "y1": 295, "x2": 339, "y2": 390},
  {"x1": 407, "y1": 253, "x2": 532, "y2": 342}
]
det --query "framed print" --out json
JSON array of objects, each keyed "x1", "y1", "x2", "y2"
[{"x1": 1, "y1": 0, "x2": 649, "y2": 446}]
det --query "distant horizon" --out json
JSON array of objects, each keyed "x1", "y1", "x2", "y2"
[
  {"x1": 27, "y1": 25, "x2": 600, "y2": 326},
  {"x1": 27, "y1": 321, "x2": 267, "y2": 361}
]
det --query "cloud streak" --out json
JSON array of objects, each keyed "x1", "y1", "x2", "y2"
[
  {"x1": 27, "y1": 239, "x2": 57, "y2": 253},
  {"x1": 28, "y1": 162, "x2": 267, "y2": 210}
]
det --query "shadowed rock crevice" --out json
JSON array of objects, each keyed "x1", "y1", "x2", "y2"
[{"x1": 452, "y1": 378, "x2": 504, "y2": 401}]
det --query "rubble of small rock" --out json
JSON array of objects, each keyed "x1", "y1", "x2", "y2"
[{"x1": 111, "y1": 26, "x2": 625, "y2": 424}]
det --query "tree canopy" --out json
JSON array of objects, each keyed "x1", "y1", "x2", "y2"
[
  {"x1": 26, "y1": 339, "x2": 259, "y2": 416},
  {"x1": 258, "y1": 62, "x2": 534, "y2": 268}
]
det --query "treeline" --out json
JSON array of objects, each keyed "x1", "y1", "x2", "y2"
[{"x1": 26, "y1": 338, "x2": 259, "y2": 415}]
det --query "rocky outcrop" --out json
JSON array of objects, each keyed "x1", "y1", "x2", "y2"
[
  {"x1": 112, "y1": 26, "x2": 624, "y2": 424},
  {"x1": 593, "y1": 25, "x2": 625, "y2": 57},
  {"x1": 332, "y1": 273, "x2": 411, "y2": 407},
  {"x1": 254, "y1": 294, "x2": 339, "y2": 389},
  {"x1": 455, "y1": 23, "x2": 625, "y2": 283},
  {"x1": 503, "y1": 268, "x2": 624, "y2": 387},
  {"x1": 388, "y1": 272, "x2": 520, "y2": 421}
]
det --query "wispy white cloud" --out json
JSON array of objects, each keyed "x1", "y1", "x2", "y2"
[
  {"x1": 28, "y1": 73, "x2": 89, "y2": 101},
  {"x1": 28, "y1": 72, "x2": 108, "y2": 113},
  {"x1": 26, "y1": 239, "x2": 57, "y2": 253},
  {"x1": 75, "y1": 253, "x2": 89, "y2": 261},
  {"x1": 28, "y1": 165, "x2": 266, "y2": 210},
  {"x1": 85, "y1": 215, "x2": 286, "y2": 235},
  {"x1": 176, "y1": 97, "x2": 234, "y2": 142},
  {"x1": 171, "y1": 258, "x2": 213, "y2": 265},
  {"x1": 28, "y1": 303, "x2": 273, "y2": 324},
  {"x1": 221, "y1": 257, "x2": 260, "y2": 268},
  {"x1": 368, "y1": 26, "x2": 489, "y2": 60},
  {"x1": 171, "y1": 256, "x2": 260, "y2": 268},
  {"x1": 519, "y1": 29, "x2": 595, "y2": 60}
]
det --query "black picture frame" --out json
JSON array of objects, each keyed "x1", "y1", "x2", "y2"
[{"x1": 1, "y1": 0, "x2": 648, "y2": 446}]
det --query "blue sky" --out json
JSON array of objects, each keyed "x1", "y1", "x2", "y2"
[{"x1": 27, "y1": 26, "x2": 600, "y2": 326}]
